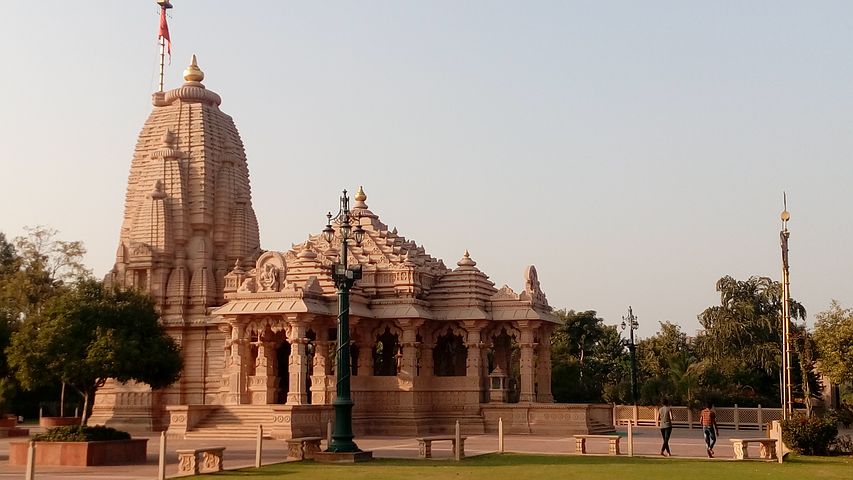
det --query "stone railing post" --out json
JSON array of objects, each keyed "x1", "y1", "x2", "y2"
[{"x1": 734, "y1": 404, "x2": 739, "y2": 431}]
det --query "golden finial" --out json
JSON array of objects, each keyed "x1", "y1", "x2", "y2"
[
  {"x1": 464, "y1": 249, "x2": 470, "y2": 257},
  {"x1": 183, "y1": 54, "x2": 205, "y2": 83},
  {"x1": 355, "y1": 185, "x2": 367, "y2": 202}
]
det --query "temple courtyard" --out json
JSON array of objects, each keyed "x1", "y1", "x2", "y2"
[{"x1": 2, "y1": 426, "x2": 851, "y2": 479}]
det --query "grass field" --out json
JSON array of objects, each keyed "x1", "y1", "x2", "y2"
[{"x1": 196, "y1": 453, "x2": 853, "y2": 479}]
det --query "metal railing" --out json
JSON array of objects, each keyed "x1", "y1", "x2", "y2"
[{"x1": 613, "y1": 404, "x2": 789, "y2": 431}]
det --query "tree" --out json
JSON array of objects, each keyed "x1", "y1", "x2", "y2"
[
  {"x1": 551, "y1": 309, "x2": 627, "y2": 402},
  {"x1": 633, "y1": 322, "x2": 698, "y2": 405},
  {"x1": 0, "y1": 227, "x2": 90, "y2": 416},
  {"x1": 813, "y1": 301, "x2": 853, "y2": 385},
  {"x1": 7, "y1": 280, "x2": 182, "y2": 425},
  {"x1": 0, "y1": 233, "x2": 22, "y2": 413},
  {"x1": 695, "y1": 275, "x2": 805, "y2": 406},
  {"x1": 637, "y1": 321, "x2": 691, "y2": 378}
]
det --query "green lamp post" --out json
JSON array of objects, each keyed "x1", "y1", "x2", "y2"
[{"x1": 322, "y1": 189, "x2": 365, "y2": 453}]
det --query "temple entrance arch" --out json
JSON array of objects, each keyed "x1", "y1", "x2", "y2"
[
  {"x1": 486, "y1": 326, "x2": 521, "y2": 403},
  {"x1": 373, "y1": 326, "x2": 400, "y2": 376},
  {"x1": 432, "y1": 324, "x2": 468, "y2": 377}
]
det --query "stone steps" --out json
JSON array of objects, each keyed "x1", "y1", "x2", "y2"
[{"x1": 185, "y1": 405, "x2": 280, "y2": 439}]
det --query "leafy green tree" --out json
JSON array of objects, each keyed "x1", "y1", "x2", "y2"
[
  {"x1": 813, "y1": 301, "x2": 853, "y2": 385},
  {"x1": 0, "y1": 233, "x2": 22, "y2": 413},
  {"x1": 694, "y1": 275, "x2": 805, "y2": 406},
  {"x1": 7, "y1": 280, "x2": 182, "y2": 425},
  {"x1": 0, "y1": 227, "x2": 90, "y2": 415},
  {"x1": 551, "y1": 309, "x2": 627, "y2": 402},
  {"x1": 634, "y1": 322, "x2": 697, "y2": 405},
  {"x1": 637, "y1": 321, "x2": 691, "y2": 378}
]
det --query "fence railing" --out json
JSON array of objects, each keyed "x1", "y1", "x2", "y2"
[{"x1": 613, "y1": 404, "x2": 790, "y2": 431}]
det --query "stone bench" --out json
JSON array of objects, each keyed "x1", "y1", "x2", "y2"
[
  {"x1": 176, "y1": 447, "x2": 224, "y2": 476},
  {"x1": 729, "y1": 438, "x2": 778, "y2": 460},
  {"x1": 573, "y1": 434, "x2": 621, "y2": 455},
  {"x1": 286, "y1": 436, "x2": 323, "y2": 460},
  {"x1": 416, "y1": 435, "x2": 467, "y2": 459}
]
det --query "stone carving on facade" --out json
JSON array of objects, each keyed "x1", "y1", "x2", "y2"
[
  {"x1": 237, "y1": 276, "x2": 256, "y2": 293},
  {"x1": 521, "y1": 265, "x2": 549, "y2": 307},
  {"x1": 259, "y1": 263, "x2": 280, "y2": 291},
  {"x1": 491, "y1": 284, "x2": 520, "y2": 301}
]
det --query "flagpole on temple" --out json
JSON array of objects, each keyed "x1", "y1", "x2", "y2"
[{"x1": 157, "y1": 1, "x2": 173, "y2": 92}]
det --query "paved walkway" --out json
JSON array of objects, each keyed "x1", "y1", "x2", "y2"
[{"x1": 0, "y1": 427, "x2": 799, "y2": 479}]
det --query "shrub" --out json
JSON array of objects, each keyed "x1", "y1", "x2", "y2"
[
  {"x1": 830, "y1": 434, "x2": 853, "y2": 455},
  {"x1": 781, "y1": 414, "x2": 838, "y2": 455},
  {"x1": 32, "y1": 425, "x2": 131, "y2": 442}
]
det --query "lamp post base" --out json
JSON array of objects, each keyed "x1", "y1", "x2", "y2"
[
  {"x1": 312, "y1": 450, "x2": 374, "y2": 463},
  {"x1": 328, "y1": 398, "x2": 359, "y2": 453}
]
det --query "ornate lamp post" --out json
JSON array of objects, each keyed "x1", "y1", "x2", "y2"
[
  {"x1": 322, "y1": 189, "x2": 365, "y2": 453},
  {"x1": 621, "y1": 306, "x2": 639, "y2": 405}
]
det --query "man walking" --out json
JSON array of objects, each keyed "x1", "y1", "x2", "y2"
[
  {"x1": 700, "y1": 402, "x2": 719, "y2": 457},
  {"x1": 657, "y1": 398, "x2": 674, "y2": 456}
]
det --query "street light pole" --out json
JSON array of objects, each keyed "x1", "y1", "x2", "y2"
[
  {"x1": 322, "y1": 189, "x2": 365, "y2": 453},
  {"x1": 780, "y1": 195, "x2": 793, "y2": 419},
  {"x1": 621, "y1": 306, "x2": 639, "y2": 405}
]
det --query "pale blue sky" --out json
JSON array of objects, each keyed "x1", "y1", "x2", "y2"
[{"x1": 2, "y1": 1, "x2": 852, "y2": 338}]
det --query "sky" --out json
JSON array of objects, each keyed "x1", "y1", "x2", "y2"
[{"x1": 2, "y1": 1, "x2": 852, "y2": 339}]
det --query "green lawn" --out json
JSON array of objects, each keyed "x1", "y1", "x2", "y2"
[{"x1": 197, "y1": 453, "x2": 852, "y2": 480}]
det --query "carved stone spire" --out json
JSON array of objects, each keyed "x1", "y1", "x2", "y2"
[{"x1": 110, "y1": 55, "x2": 260, "y2": 319}]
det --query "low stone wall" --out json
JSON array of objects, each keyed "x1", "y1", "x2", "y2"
[
  {"x1": 270, "y1": 404, "x2": 334, "y2": 439},
  {"x1": 165, "y1": 404, "x2": 219, "y2": 438},
  {"x1": 481, "y1": 403, "x2": 614, "y2": 435},
  {"x1": 8, "y1": 439, "x2": 149, "y2": 466}
]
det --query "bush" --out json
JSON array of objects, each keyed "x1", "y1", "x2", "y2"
[
  {"x1": 830, "y1": 434, "x2": 853, "y2": 455},
  {"x1": 781, "y1": 414, "x2": 838, "y2": 455},
  {"x1": 32, "y1": 425, "x2": 131, "y2": 442}
]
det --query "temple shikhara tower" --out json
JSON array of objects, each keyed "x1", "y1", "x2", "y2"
[{"x1": 92, "y1": 57, "x2": 611, "y2": 437}]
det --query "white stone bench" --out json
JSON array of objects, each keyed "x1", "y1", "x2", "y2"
[
  {"x1": 729, "y1": 438, "x2": 778, "y2": 460},
  {"x1": 573, "y1": 434, "x2": 621, "y2": 455},
  {"x1": 176, "y1": 446, "x2": 225, "y2": 476},
  {"x1": 286, "y1": 436, "x2": 324, "y2": 460},
  {"x1": 416, "y1": 435, "x2": 467, "y2": 459}
]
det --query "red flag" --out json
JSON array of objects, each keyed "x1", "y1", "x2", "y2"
[{"x1": 158, "y1": 7, "x2": 171, "y2": 63}]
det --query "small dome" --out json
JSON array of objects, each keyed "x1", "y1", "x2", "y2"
[
  {"x1": 457, "y1": 250, "x2": 476, "y2": 268},
  {"x1": 183, "y1": 54, "x2": 205, "y2": 83}
]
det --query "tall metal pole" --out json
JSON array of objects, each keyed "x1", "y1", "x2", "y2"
[
  {"x1": 622, "y1": 306, "x2": 639, "y2": 405},
  {"x1": 325, "y1": 190, "x2": 363, "y2": 453},
  {"x1": 780, "y1": 196, "x2": 793, "y2": 418},
  {"x1": 156, "y1": 1, "x2": 172, "y2": 93}
]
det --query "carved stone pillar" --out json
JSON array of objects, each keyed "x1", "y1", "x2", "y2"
[
  {"x1": 536, "y1": 326, "x2": 554, "y2": 403},
  {"x1": 221, "y1": 321, "x2": 247, "y2": 405},
  {"x1": 356, "y1": 332, "x2": 374, "y2": 376},
  {"x1": 518, "y1": 321, "x2": 540, "y2": 403},
  {"x1": 311, "y1": 340, "x2": 334, "y2": 404},
  {"x1": 286, "y1": 319, "x2": 309, "y2": 405},
  {"x1": 397, "y1": 319, "x2": 422, "y2": 385},
  {"x1": 421, "y1": 341, "x2": 435, "y2": 378},
  {"x1": 249, "y1": 340, "x2": 278, "y2": 404},
  {"x1": 463, "y1": 322, "x2": 484, "y2": 379}
]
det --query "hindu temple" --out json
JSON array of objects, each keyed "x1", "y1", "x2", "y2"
[{"x1": 91, "y1": 57, "x2": 612, "y2": 438}]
